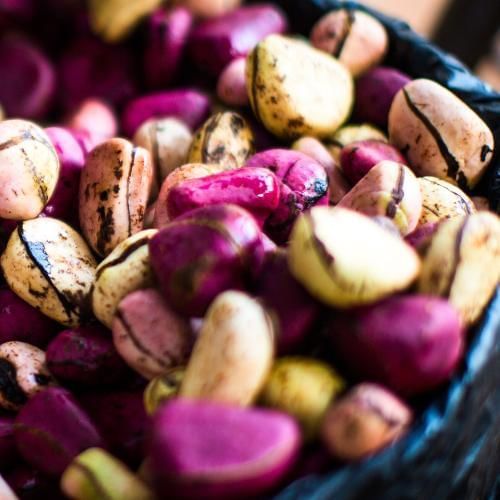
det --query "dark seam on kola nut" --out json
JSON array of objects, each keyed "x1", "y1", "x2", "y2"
[
  {"x1": 334, "y1": 10, "x2": 356, "y2": 58},
  {"x1": 95, "y1": 236, "x2": 151, "y2": 279},
  {"x1": 403, "y1": 90, "x2": 462, "y2": 182},
  {"x1": 480, "y1": 144, "x2": 493, "y2": 162},
  {"x1": 20, "y1": 146, "x2": 49, "y2": 205},
  {"x1": 201, "y1": 114, "x2": 222, "y2": 163},
  {"x1": 115, "y1": 310, "x2": 168, "y2": 368},
  {"x1": 250, "y1": 48, "x2": 262, "y2": 123},
  {"x1": 0, "y1": 129, "x2": 58, "y2": 166},
  {"x1": 0, "y1": 358, "x2": 28, "y2": 406},
  {"x1": 126, "y1": 147, "x2": 138, "y2": 237},
  {"x1": 71, "y1": 462, "x2": 113, "y2": 500},
  {"x1": 17, "y1": 224, "x2": 77, "y2": 320},
  {"x1": 443, "y1": 216, "x2": 469, "y2": 297},
  {"x1": 386, "y1": 165, "x2": 405, "y2": 218},
  {"x1": 423, "y1": 178, "x2": 473, "y2": 214}
]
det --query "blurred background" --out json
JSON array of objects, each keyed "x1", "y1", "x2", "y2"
[{"x1": 361, "y1": 0, "x2": 500, "y2": 90}]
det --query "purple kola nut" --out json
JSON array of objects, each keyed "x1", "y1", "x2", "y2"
[
  {"x1": 405, "y1": 221, "x2": 441, "y2": 251},
  {"x1": 188, "y1": 4, "x2": 288, "y2": 77},
  {"x1": 340, "y1": 140, "x2": 408, "y2": 185},
  {"x1": 144, "y1": 7, "x2": 193, "y2": 89},
  {"x1": 43, "y1": 127, "x2": 85, "y2": 223},
  {"x1": 327, "y1": 295, "x2": 465, "y2": 396},
  {"x1": 59, "y1": 37, "x2": 137, "y2": 111},
  {"x1": 46, "y1": 325, "x2": 130, "y2": 387},
  {"x1": 121, "y1": 89, "x2": 211, "y2": 138},
  {"x1": 149, "y1": 399, "x2": 301, "y2": 499},
  {"x1": 149, "y1": 204, "x2": 265, "y2": 317},
  {"x1": 0, "y1": 35, "x2": 55, "y2": 120},
  {"x1": 354, "y1": 66, "x2": 412, "y2": 128},
  {"x1": 166, "y1": 167, "x2": 281, "y2": 227},
  {"x1": 244, "y1": 149, "x2": 329, "y2": 242},
  {"x1": 0, "y1": 416, "x2": 17, "y2": 469},
  {"x1": 79, "y1": 390, "x2": 149, "y2": 467},
  {"x1": 256, "y1": 250, "x2": 321, "y2": 355},
  {"x1": 0, "y1": 287, "x2": 58, "y2": 348},
  {"x1": 4, "y1": 463, "x2": 65, "y2": 500},
  {"x1": 14, "y1": 387, "x2": 103, "y2": 476}
]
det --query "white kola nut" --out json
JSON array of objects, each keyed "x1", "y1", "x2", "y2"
[
  {"x1": 0, "y1": 218, "x2": 97, "y2": 327},
  {"x1": 180, "y1": 290, "x2": 275, "y2": 406}
]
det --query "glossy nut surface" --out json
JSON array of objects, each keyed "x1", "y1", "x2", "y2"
[
  {"x1": 247, "y1": 34, "x2": 353, "y2": 139},
  {"x1": 0, "y1": 341, "x2": 55, "y2": 411},
  {"x1": 389, "y1": 79, "x2": 495, "y2": 189},
  {"x1": 1, "y1": 218, "x2": 97, "y2": 327},
  {"x1": 79, "y1": 138, "x2": 153, "y2": 257},
  {"x1": 0, "y1": 119, "x2": 59, "y2": 220},
  {"x1": 92, "y1": 229, "x2": 158, "y2": 328}
]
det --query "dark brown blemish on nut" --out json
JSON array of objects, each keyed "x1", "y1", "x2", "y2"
[
  {"x1": 126, "y1": 148, "x2": 138, "y2": 237},
  {"x1": 229, "y1": 113, "x2": 245, "y2": 136},
  {"x1": 424, "y1": 177, "x2": 473, "y2": 214},
  {"x1": 201, "y1": 113, "x2": 223, "y2": 164},
  {"x1": 443, "y1": 216, "x2": 469, "y2": 297},
  {"x1": 20, "y1": 147, "x2": 49, "y2": 205},
  {"x1": 96, "y1": 206, "x2": 115, "y2": 256},
  {"x1": 250, "y1": 47, "x2": 263, "y2": 124},
  {"x1": 0, "y1": 358, "x2": 28, "y2": 407}
]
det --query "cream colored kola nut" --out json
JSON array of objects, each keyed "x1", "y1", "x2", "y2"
[
  {"x1": 180, "y1": 291, "x2": 274, "y2": 406},
  {"x1": 389, "y1": 79, "x2": 495, "y2": 190},
  {"x1": 92, "y1": 229, "x2": 158, "y2": 328},
  {"x1": 79, "y1": 138, "x2": 153, "y2": 257},
  {"x1": 188, "y1": 111, "x2": 255, "y2": 169},
  {"x1": 1, "y1": 218, "x2": 97, "y2": 327},
  {"x1": 310, "y1": 9, "x2": 388, "y2": 77},
  {"x1": 172, "y1": 0, "x2": 241, "y2": 18},
  {"x1": 418, "y1": 176, "x2": 475, "y2": 226},
  {"x1": 0, "y1": 119, "x2": 59, "y2": 220},
  {"x1": 246, "y1": 34, "x2": 353, "y2": 140},
  {"x1": 89, "y1": 0, "x2": 163, "y2": 42},
  {"x1": 0, "y1": 105, "x2": 4, "y2": 121},
  {"x1": 0, "y1": 341, "x2": 56, "y2": 411},
  {"x1": 339, "y1": 161, "x2": 423, "y2": 236},
  {"x1": 418, "y1": 212, "x2": 500, "y2": 326},
  {"x1": 133, "y1": 118, "x2": 193, "y2": 196},
  {"x1": 260, "y1": 357, "x2": 345, "y2": 440},
  {"x1": 288, "y1": 207, "x2": 421, "y2": 308}
]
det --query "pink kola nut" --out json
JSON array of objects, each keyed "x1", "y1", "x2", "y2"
[
  {"x1": 327, "y1": 295, "x2": 465, "y2": 396},
  {"x1": 217, "y1": 58, "x2": 249, "y2": 107},
  {"x1": 405, "y1": 221, "x2": 441, "y2": 250},
  {"x1": 0, "y1": 35, "x2": 55, "y2": 120},
  {"x1": 188, "y1": 4, "x2": 288, "y2": 76},
  {"x1": 149, "y1": 398, "x2": 302, "y2": 499},
  {"x1": 121, "y1": 90, "x2": 211, "y2": 137}
]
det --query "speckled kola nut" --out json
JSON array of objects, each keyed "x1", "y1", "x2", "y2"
[
  {"x1": 92, "y1": 229, "x2": 158, "y2": 328},
  {"x1": 180, "y1": 290, "x2": 274, "y2": 406},
  {"x1": 339, "y1": 161, "x2": 423, "y2": 236},
  {"x1": 0, "y1": 119, "x2": 60, "y2": 220},
  {"x1": 79, "y1": 138, "x2": 153, "y2": 257},
  {"x1": 310, "y1": 9, "x2": 388, "y2": 77},
  {"x1": 260, "y1": 357, "x2": 345, "y2": 440},
  {"x1": 418, "y1": 176, "x2": 475, "y2": 226},
  {"x1": 89, "y1": 0, "x2": 163, "y2": 42},
  {"x1": 0, "y1": 341, "x2": 56, "y2": 411},
  {"x1": 144, "y1": 368, "x2": 185, "y2": 415},
  {"x1": 389, "y1": 79, "x2": 495, "y2": 190},
  {"x1": 288, "y1": 207, "x2": 421, "y2": 308},
  {"x1": 187, "y1": 111, "x2": 255, "y2": 169},
  {"x1": 246, "y1": 34, "x2": 353, "y2": 140},
  {"x1": 418, "y1": 212, "x2": 500, "y2": 326},
  {"x1": 1, "y1": 218, "x2": 97, "y2": 327},
  {"x1": 133, "y1": 118, "x2": 192, "y2": 196}
]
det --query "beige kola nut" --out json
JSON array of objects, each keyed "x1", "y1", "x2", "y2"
[
  {"x1": 88, "y1": 0, "x2": 163, "y2": 43},
  {"x1": 0, "y1": 119, "x2": 59, "y2": 220},
  {"x1": 389, "y1": 79, "x2": 495, "y2": 190},
  {"x1": 246, "y1": 34, "x2": 354, "y2": 140},
  {"x1": 187, "y1": 111, "x2": 255, "y2": 169},
  {"x1": 0, "y1": 104, "x2": 5, "y2": 121},
  {"x1": 1, "y1": 218, "x2": 97, "y2": 327},
  {"x1": 418, "y1": 212, "x2": 500, "y2": 327},
  {"x1": 180, "y1": 290, "x2": 274, "y2": 406},
  {"x1": 92, "y1": 229, "x2": 158, "y2": 328},
  {"x1": 133, "y1": 118, "x2": 193, "y2": 199},
  {"x1": 288, "y1": 207, "x2": 421, "y2": 308},
  {"x1": 79, "y1": 138, "x2": 153, "y2": 257},
  {"x1": 418, "y1": 176, "x2": 475, "y2": 226}
]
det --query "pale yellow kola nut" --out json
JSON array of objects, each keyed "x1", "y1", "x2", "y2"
[
  {"x1": 0, "y1": 105, "x2": 5, "y2": 121},
  {"x1": 310, "y1": 10, "x2": 388, "y2": 77},
  {"x1": 89, "y1": 0, "x2": 163, "y2": 42},
  {"x1": 1, "y1": 218, "x2": 97, "y2": 327},
  {"x1": 418, "y1": 212, "x2": 500, "y2": 326},
  {"x1": 288, "y1": 207, "x2": 421, "y2": 308},
  {"x1": 418, "y1": 176, "x2": 475, "y2": 226},
  {"x1": 246, "y1": 34, "x2": 354, "y2": 140},
  {"x1": 260, "y1": 357, "x2": 345, "y2": 440},
  {"x1": 0, "y1": 474, "x2": 17, "y2": 500},
  {"x1": 92, "y1": 229, "x2": 158, "y2": 328},
  {"x1": 180, "y1": 291, "x2": 274, "y2": 406},
  {"x1": 389, "y1": 79, "x2": 495, "y2": 190},
  {"x1": 172, "y1": 0, "x2": 241, "y2": 18}
]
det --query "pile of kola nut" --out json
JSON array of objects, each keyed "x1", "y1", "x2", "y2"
[{"x1": 0, "y1": 0, "x2": 498, "y2": 499}]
